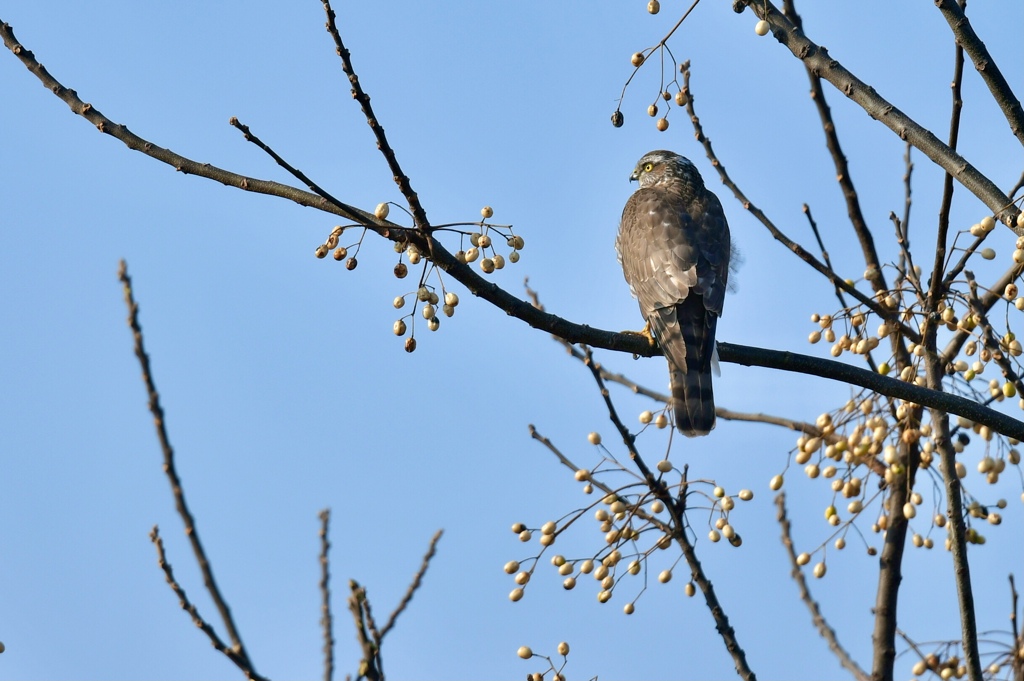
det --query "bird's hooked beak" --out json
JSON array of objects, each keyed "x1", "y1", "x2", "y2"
[{"x1": 629, "y1": 167, "x2": 640, "y2": 182}]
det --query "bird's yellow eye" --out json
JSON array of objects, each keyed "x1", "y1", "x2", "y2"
[{"x1": 643, "y1": 162, "x2": 654, "y2": 172}]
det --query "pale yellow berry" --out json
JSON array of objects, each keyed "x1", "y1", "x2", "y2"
[
  {"x1": 541, "y1": 521, "x2": 556, "y2": 535},
  {"x1": 754, "y1": 19, "x2": 770, "y2": 35},
  {"x1": 647, "y1": 0, "x2": 660, "y2": 13},
  {"x1": 557, "y1": 641, "x2": 570, "y2": 656},
  {"x1": 481, "y1": 206, "x2": 494, "y2": 219},
  {"x1": 708, "y1": 530, "x2": 721, "y2": 542},
  {"x1": 658, "y1": 569, "x2": 672, "y2": 583},
  {"x1": 651, "y1": 499, "x2": 665, "y2": 513},
  {"x1": 808, "y1": 330, "x2": 822, "y2": 344},
  {"x1": 981, "y1": 215, "x2": 996, "y2": 231},
  {"x1": 654, "y1": 413, "x2": 668, "y2": 428},
  {"x1": 508, "y1": 251, "x2": 521, "y2": 263},
  {"x1": 515, "y1": 571, "x2": 530, "y2": 585},
  {"x1": 639, "y1": 410, "x2": 653, "y2": 424},
  {"x1": 374, "y1": 202, "x2": 390, "y2": 220},
  {"x1": 769, "y1": 474, "x2": 784, "y2": 490},
  {"x1": 981, "y1": 248, "x2": 996, "y2": 260},
  {"x1": 713, "y1": 486, "x2": 725, "y2": 498},
  {"x1": 631, "y1": 52, "x2": 645, "y2": 67},
  {"x1": 519, "y1": 530, "x2": 532, "y2": 542},
  {"x1": 656, "y1": 117, "x2": 669, "y2": 132},
  {"x1": 597, "y1": 590, "x2": 612, "y2": 603},
  {"x1": 510, "y1": 588, "x2": 524, "y2": 602},
  {"x1": 393, "y1": 319, "x2": 407, "y2": 336},
  {"x1": 562, "y1": 577, "x2": 576, "y2": 590},
  {"x1": 656, "y1": 459, "x2": 672, "y2": 472},
  {"x1": 465, "y1": 247, "x2": 479, "y2": 263},
  {"x1": 480, "y1": 257, "x2": 495, "y2": 273},
  {"x1": 517, "y1": 645, "x2": 532, "y2": 659},
  {"x1": 835, "y1": 537, "x2": 846, "y2": 550},
  {"x1": 647, "y1": 104, "x2": 658, "y2": 117},
  {"x1": 575, "y1": 469, "x2": 590, "y2": 482},
  {"x1": 796, "y1": 552, "x2": 810, "y2": 566},
  {"x1": 813, "y1": 562, "x2": 827, "y2": 578},
  {"x1": 492, "y1": 253, "x2": 505, "y2": 269}
]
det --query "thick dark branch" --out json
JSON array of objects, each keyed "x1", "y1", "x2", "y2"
[
  {"x1": 119, "y1": 262, "x2": 260, "y2": 678},
  {"x1": 718, "y1": 342, "x2": 1024, "y2": 442},
  {"x1": 933, "y1": 0, "x2": 1024, "y2": 149},
  {"x1": 775, "y1": 494, "x2": 869, "y2": 681},
  {"x1": 737, "y1": 2, "x2": 1021, "y2": 232},
  {"x1": 320, "y1": 0, "x2": 430, "y2": 231},
  {"x1": 870, "y1": 437, "x2": 918, "y2": 681}
]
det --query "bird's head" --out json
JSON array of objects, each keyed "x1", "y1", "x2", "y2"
[{"x1": 629, "y1": 150, "x2": 699, "y2": 188}]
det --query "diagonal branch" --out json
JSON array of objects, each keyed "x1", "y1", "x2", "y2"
[
  {"x1": 933, "y1": 0, "x2": 1024, "y2": 150},
  {"x1": 775, "y1": 494, "x2": 869, "y2": 681},
  {"x1": 736, "y1": 1, "x2": 1021, "y2": 231},
  {"x1": 320, "y1": 0, "x2": 430, "y2": 231},
  {"x1": 378, "y1": 529, "x2": 443, "y2": 640},
  {"x1": 119, "y1": 261, "x2": 262, "y2": 679}
]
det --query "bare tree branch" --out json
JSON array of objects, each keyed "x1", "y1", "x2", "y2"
[
  {"x1": 319, "y1": 510, "x2": 335, "y2": 681},
  {"x1": 928, "y1": 20, "x2": 966, "y2": 312},
  {"x1": 922, "y1": 325, "x2": 984, "y2": 681},
  {"x1": 734, "y1": 1, "x2": 1021, "y2": 232},
  {"x1": 933, "y1": 0, "x2": 1024, "y2": 149},
  {"x1": 119, "y1": 261, "x2": 263, "y2": 680},
  {"x1": 775, "y1": 494, "x2": 869, "y2": 681},
  {"x1": 782, "y1": 0, "x2": 888, "y2": 295},
  {"x1": 320, "y1": 0, "x2": 430, "y2": 230},
  {"x1": 379, "y1": 530, "x2": 443, "y2": 640}
]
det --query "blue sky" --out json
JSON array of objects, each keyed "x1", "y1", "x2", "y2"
[{"x1": 2, "y1": 2, "x2": 1023, "y2": 679}]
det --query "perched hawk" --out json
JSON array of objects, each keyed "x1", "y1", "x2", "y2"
[{"x1": 616, "y1": 150, "x2": 731, "y2": 437}]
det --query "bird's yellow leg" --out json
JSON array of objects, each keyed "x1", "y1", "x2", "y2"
[{"x1": 621, "y1": 320, "x2": 656, "y2": 347}]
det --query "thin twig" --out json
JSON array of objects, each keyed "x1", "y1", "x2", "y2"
[
  {"x1": 775, "y1": 494, "x2": 869, "y2": 681},
  {"x1": 319, "y1": 510, "x2": 335, "y2": 681},
  {"x1": 783, "y1": 0, "x2": 887, "y2": 296},
  {"x1": 229, "y1": 117, "x2": 378, "y2": 229},
  {"x1": 149, "y1": 527, "x2": 267, "y2": 679},
  {"x1": 119, "y1": 261, "x2": 263, "y2": 680},
  {"x1": 320, "y1": 0, "x2": 430, "y2": 231},
  {"x1": 347, "y1": 581, "x2": 381, "y2": 681},
  {"x1": 379, "y1": 530, "x2": 443, "y2": 640}
]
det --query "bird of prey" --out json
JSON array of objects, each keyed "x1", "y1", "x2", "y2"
[{"x1": 616, "y1": 150, "x2": 731, "y2": 437}]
